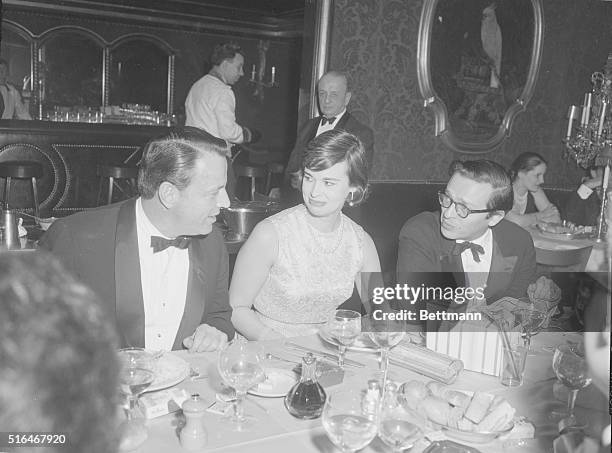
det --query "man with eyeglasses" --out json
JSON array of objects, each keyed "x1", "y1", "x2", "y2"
[{"x1": 397, "y1": 160, "x2": 537, "y2": 330}]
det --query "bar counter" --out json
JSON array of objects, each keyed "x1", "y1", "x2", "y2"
[{"x1": 0, "y1": 120, "x2": 170, "y2": 212}]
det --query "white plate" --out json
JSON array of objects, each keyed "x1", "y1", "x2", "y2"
[
  {"x1": 318, "y1": 330, "x2": 381, "y2": 352},
  {"x1": 248, "y1": 368, "x2": 297, "y2": 398},
  {"x1": 146, "y1": 353, "x2": 190, "y2": 393}
]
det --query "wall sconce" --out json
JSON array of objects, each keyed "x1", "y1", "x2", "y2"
[{"x1": 249, "y1": 40, "x2": 278, "y2": 102}]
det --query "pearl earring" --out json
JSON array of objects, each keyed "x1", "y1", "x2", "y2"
[{"x1": 348, "y1": 192, "x2": 355, "y2": 207}]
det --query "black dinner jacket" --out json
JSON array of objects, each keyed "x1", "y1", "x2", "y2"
[
  {"x1": 284, "y1": 111, "x2": 375, "y2": 178},
  {"x1": 39, "y1": 198, "x2": 234, "y2": 349}
]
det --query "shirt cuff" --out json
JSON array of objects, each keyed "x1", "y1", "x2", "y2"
[{"x1": 577, "y1": 184, "x2": 593, "y2": 200}]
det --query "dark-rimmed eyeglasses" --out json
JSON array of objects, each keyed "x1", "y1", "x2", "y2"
[{"x1": 437, "y1": 191, "x2": 496, "y2": 219}]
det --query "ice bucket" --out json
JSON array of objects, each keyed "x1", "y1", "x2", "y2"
[{"x1": 221, "y1": 200, "x2": 280, "y2": 239}]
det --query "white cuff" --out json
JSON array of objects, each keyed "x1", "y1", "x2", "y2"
[{"x1": 576, "y1": 184, "x2": 593, "y2": 200}]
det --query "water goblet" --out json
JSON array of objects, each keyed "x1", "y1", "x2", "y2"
[
  {"x1": 322, "y1": 389, "x2": 378, "y2": 453},
  {"x1": 378, "y1": 399, "x2": 423, "y2": 452},
  {"x1": 117, "y1": 348, "x2": 156, "y2": 451},
  {"x1": 327, "y1": 309, "x2": 361, "y2": 368},
  {"x1": 365, "y1": 311, "x2": 406, "y2": 385},
  {"x1": 552, "y1": 343, "x2": 592, "y2": 430},
  {"x1": 217, "y1": 339, "x2": 265, "y2": 431}
]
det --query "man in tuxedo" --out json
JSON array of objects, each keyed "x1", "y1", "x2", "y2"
[
  {"x1": 284, "y1": 71, "x2": 374, "y2": 194},
  {"x1": 40, "y1": 129, "x2": 234, "y2": 351},
  {"x1": 397, "y1": 160, "x2": 537, "y2": 330}
]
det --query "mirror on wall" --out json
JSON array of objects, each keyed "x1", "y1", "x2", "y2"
[
  {"x1": 109, "y1": 38, "x2": 171, "y2": 113},
  {"x1": 40, "y1": 30, "x2": 104, "y2": 111},
  {"x1": 418, "y1": 0, "x2": 543, "y2": 153},
  {"x1": 1, "y1": 23, "x2": 33, "y2": 119}
]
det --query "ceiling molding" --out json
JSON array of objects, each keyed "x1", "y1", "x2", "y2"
[{"x1": 2, "y1": 0, "x2": 305, "y2": 38}]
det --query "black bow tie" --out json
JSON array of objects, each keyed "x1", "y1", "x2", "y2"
[
  {"x1": 150, "y1": 235, "x2": 191, "y2": 253},
  {"x1": 452, "y1": 241, "x2": 485, "y2": 263},
  {"x1": 320, "y1": 116, "x2": 336, "y2": 126}
]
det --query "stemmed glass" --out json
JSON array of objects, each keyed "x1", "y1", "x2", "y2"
[
  {"x1": 117, "y1": 347, "x2": 156, "y2": 451},
  {"x1": 327, "y1": 309, "x2": 362, "y2": 368},
  {"x1": 322, "y1": 389, "x2": 378, "y2": 453},
  {"x1": 217, "y1": 339, "x2": 265, "y2": 431},
  {"x1": 552, "y1": 343, "x2": 592, "y2": 430},
  {"x1": 365, "y1": 312, "x2": 406, "y2": 386},
  {"x1": 516, "y1": 308, "x2": 548, "y2": 350},
  {"x1": 378, "y1": 398, "x2": 423, "y2": 453}
]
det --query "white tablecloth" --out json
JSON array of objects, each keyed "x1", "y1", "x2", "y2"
[{"x1": 133, "y1": 332, "x2": 610, "y2": 453}]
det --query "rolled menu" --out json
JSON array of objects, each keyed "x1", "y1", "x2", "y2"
[{"x1": 390, "y1": 342, "x2": 464, "y2": 384}]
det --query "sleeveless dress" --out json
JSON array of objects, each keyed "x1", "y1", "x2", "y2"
[{"x1": 253, "y1": 204, "x2": 365, "y2": 337}]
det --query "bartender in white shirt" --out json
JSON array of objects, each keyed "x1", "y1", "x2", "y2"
[{"x1": 0, "y1": 58, "x2": 32, "y2": 120}]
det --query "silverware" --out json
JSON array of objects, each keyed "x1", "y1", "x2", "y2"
[
  {"x1": 265, "y1": 352, "x2": 300, "y2": 364},
  {"x1": 284, "y1": 342, "x2": 365, "y2": 368}
]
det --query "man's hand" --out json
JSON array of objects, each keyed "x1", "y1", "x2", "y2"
[
  {"x1": 582, "y1": 174, "x2": 603, "y2": 190},
  {"x1": 183, "y1": 324, "x2": 228, "y2": 352}
]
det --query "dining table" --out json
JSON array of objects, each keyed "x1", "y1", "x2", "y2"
[
  {"x1": 526, "y1": 225, "x2": 607, "y2": 273},
  {"x1": 130, "y1": 331, "x2": 610, "y2": 453}
]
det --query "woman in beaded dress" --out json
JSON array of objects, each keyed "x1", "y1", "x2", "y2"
[{"x1": 229, "y1": 130, "x2": 381, "y2": 339}]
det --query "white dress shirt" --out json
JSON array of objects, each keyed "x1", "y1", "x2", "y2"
[
  {"x1": 316, "y1": 109, "x2": 346, "y2": 136},
  {"x1": 135, "y1": 198, "x2": 189, "y2": 351},
  {"x1": 458, "y1": 228, "x2": 493, "y2": 308}
]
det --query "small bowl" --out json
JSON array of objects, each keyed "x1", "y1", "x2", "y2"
[{"x1": 37, "y1": 217, "x2": 58, "y2": 231}]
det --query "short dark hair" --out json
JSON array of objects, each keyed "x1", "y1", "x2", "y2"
[
  {"x1": 449, "y1": 159, "x2": 514, "y2": 212},
  {"x1": 302, "y1": 129, "x2": 369, "y2": 205},
  {"x1": 138, "y1": 127, "x2": 229, "y2": 199},
  {"x1": 509, "y1": 152, "x2": 547, "y2": 180},
  {"x1": 210, "y1": 43, "x2": 243, "y2": 66},
  {"x1": 0, "y1": 252, "x2": 120, "y2": 453}
]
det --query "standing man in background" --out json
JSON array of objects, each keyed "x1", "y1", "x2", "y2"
[
  {"x1": 185, "y1": 43, "x2": 254, "y2": 145},
  {"x1": 0, "y1": 58, "x2": 32, "y2": 120},
  {"x1": 283, "y1": 70, "x2": 374, "y2": 213}
]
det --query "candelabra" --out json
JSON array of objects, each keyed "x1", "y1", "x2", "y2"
[
  {"x1": 249, "y1": 40, "x2": 278, "y2": 102},
  {"x1": 564, "y1": 53, "x2": 612, "y2": 242}
]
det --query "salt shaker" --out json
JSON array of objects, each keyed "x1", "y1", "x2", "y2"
[
  {"x1": 180, "y1": 394, "x2": 207, "y2": 451},
  {"x1": 361, "y1": 379, "x2": 381, "y2": 422}
]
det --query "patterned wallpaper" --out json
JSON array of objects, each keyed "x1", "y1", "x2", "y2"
[{"x1": 329, "y1": 0, "x2": 612, "y2": 187}]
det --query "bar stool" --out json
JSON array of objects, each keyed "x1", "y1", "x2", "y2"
[
  {"x1": 97, "y1": 164, "x2": 138, "y2": 205},
  {"x1": 234, "y1": 164, "x2": 268, "y2": 200},
  {"x1": 265, "y1": 162, "x2": 285, "y2": 195},
  {"x1": 0, "y1": 160, "x2": 44, "y2": 218}
]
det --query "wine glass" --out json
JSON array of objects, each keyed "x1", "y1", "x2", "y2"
[
  {"x1": 516, "y1": 308, "x2": 548, "y2": 350},
  {"x1": 322, "y1": 389, "x2": 378, "y2": 453},
  {"x1": 365, "y1": 312, "x2": 406, "y2": 386},
  {"x1": 217, "y1": 339, "x2": 265, "y2": 431},
  {"x1": 117, "y1": 348, "x2": 156, "y2": 451},
  {"x1": 378, "y1": 398, "x2": 423, "y2": 452},
  {"x1": 327, "y1": 309, "x2": 362, "y2": 368},
  {"x1": 552, "y1": 343, "x2": 592, "y2": 430}
]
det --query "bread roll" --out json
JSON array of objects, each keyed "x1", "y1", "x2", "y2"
[
  {"x1": 445, "y1": 390, "x2": 471, "y2": 410},
  {"x1": 464, "y1": 392, "x2": 494, "y2": 424},
  {"x1": 457, "y1": 418, "x2": 476, "y2": 431},
  {"x1": 426, "y1": 382, "x2": 447, "y2": 398},
  {"x1": 400, "y1": 380, "x2": 430, "y2": 410}
]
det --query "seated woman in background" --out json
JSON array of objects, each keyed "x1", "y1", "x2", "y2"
[
  {"x1": 506, "y1": 152, "x2": 560, "y2": 227},
  {"x1": 230, "y1": 130, "x2": 381, "y2": 339}
]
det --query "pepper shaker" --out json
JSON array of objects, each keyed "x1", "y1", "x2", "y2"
[{"x1": 180, "y1": 394, "x2": 207, "y2": 451}]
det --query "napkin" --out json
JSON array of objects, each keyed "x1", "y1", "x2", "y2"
[{"x1": 390, "y1": 342, "x2": 464, "y2": 384}]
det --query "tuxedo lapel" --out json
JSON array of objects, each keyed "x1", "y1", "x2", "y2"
[
  {"x1": 114, "y1": 199, "x2": 145, "y2": 348},
  {"x1": 334, "y1": 111, "x2": 351, "y2": 130},
  {"x1": 485, "y1": 233, "x2": 517, "y2": 302},
  {"x1": 172, "y1": 238, "x2": 207, "y2": 350}
]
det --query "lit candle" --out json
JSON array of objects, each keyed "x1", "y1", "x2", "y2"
[
  {"x1": 271, "y1": 66, "x2": 276, "y2": 84},
  {"x1": 251, "y1": 64, "x2": 256, "y2": 80},
  {"x1": 598, "y1": 101, "x2": 607, "y2": 137},
  {"x1": 584, "y1": 93, "x2": 592, "y2": 126},
  {"x1": 566, "y1": 105, "x2": 578, "y2": 140}
]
